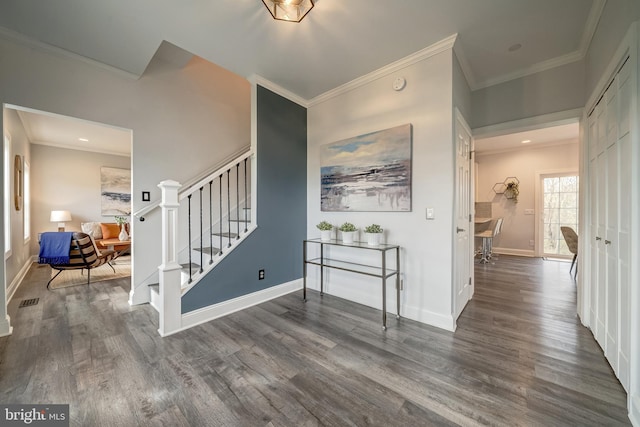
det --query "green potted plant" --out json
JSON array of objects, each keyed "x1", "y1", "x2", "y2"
[
  {"x1": 316, "y1": 221, "x2": 333, "y2": 241},
  {"x1": 364, "y1": 224, "x2": 383, "y2": 246},
  {"x1": 338, "y1": 222, "x2": 358, "y2": 244},
  {"x1": 504, "y1": 181, "x2": 519, "y2": 203}
]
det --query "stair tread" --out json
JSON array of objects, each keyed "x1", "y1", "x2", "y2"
[
  {"x1": 212, "y1": 232, "x2": 239, "y2": 238},
  {"x1": 149, "y1": 283, "x2": 159, "y2": 290},
  {"x1": 194, "y1": 246, "x2": 220, "y2": 255},
  {"x1": 229, "y1": 219, "x2": 250, "y2": 223},
  {"x1": 180, "y1": 262, "x2": 200, "y2": 270}
]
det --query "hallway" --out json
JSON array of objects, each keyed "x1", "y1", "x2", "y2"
[{"x1": 0, "y1": 256, "x2": 630, "y2": 426}]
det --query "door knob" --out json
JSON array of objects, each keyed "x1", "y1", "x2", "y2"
[
  {"x1": 605, "y1": 240, "x2": 611, "y2": 245},
  {"x1": 595, "y1": 236, "x2": 602, "y2": 241},
  {"x1": 456, "y1": 227, "x2": 465, "y2": 233}
]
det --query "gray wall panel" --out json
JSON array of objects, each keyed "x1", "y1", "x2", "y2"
[{"x1": 182, "y1": 86, "x2": 307, "y2": 313}]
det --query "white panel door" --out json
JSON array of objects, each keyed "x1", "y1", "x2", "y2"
[
  {"x1": 595, "y1": 101, "x2": 607, "y2": 349},
  {"x1": 615, "y1": 59, "x2": 631, "y2": 392},
  {"x1": 604, "y1": 80, "x2": 618, "y2": 366},
  {"x1": 453, "y1": 111, "x2": 473, "y2": 320},
  {"x1": 586, "y1": 56, "x2": 632, "y2": 392}
]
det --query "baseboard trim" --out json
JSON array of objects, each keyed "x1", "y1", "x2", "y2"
[
  {"x1": 166, "y1": 279, "x2": 303, "y2": 337},
  {"x1": 7, "y1": 258, "x2": 35, "y2": 303},
  {"x1": 0, "y1": 315, "x2": 13, "y2": 337},
  {"x1": 630, "y1": 393, "x2": 639, "y2": 427},
  {"x1": 492, "y1": 247, "x2": 536, "y2": 257},
  {"x1": 402, "y1": 304, "x2": 456, "y2": 332}
]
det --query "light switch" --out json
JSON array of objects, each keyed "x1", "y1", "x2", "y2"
[
  {"x1": 426, "y1": 207, "x2": 435, "y2": 220},
  {"x1": 524, "y1": 209, "x2": 534, "y2": 215}
]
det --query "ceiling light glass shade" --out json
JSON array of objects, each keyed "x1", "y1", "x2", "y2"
[{"x1": 262, "y1": 0, "x2": 314, "y2": 23}]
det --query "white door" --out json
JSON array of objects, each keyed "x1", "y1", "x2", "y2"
[
  {"x1": 453, "y1": 110, "x2": 473, "y2": 320},
  {"x1": 586, "y1": 56, "x2": 631, "y2": 392}
]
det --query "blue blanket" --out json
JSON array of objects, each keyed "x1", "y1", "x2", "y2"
[{"x1": 39, "y1": 232, "x2": 73, "y2": 264}]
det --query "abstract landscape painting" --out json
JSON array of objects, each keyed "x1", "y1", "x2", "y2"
[
  {"x1": 321, "y1": 124, "x2": 412, "y2": 212},
  {"x1": 101, "y1": 167, "x2": 131, "y2": 215}
]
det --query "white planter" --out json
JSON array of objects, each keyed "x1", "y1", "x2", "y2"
[
  {"x1": 118, "y1": 225, "x2": 129, "y2": 241},
  {"x1": 366, "y1": 232, "x2": 381, "y2": 246},
  {"x1": 341, "y1": 231, "x2": 357, "y2": 244},
  {"x1": 320, "y1": 229, "x2": 332, "y2": 241}
]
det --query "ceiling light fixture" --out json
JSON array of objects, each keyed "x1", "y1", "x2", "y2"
[
  {"x1": 508, "y1": 43, "x2": 522, "y2": 52},
  {"x1": 521, "y1": 139, "x2": 531, "y2": 144},
  {"x1": 78, "y1": 138, "x2": 89, "y2": 142},
  {"x1": 262, "y1": 0, "x2": 314, "y2": 23}
]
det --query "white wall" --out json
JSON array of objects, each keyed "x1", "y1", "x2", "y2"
[
  {"x1": 307, "y1": 50, "x2": 456, "y2": 330},
  {"x1": 29, "y1": 144, "x2": 130, "y2": 253},
  {"x1": 475, "y1": 142, "x2": 579, "y2": 254},
  {"x1": 472, "y1": 60, "x2": 585, "y2": 129},
  {"x1": 3, "y1": 108, "x2": 31, "y2": 293},
  {"x1": 586, "y1": 0, "x2": 640, "y2": 96},
  {"x1": 0, "y1": 34, "x2": 250, "y2": 303}
]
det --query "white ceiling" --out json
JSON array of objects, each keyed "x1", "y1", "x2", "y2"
[
  {"x1": 474, "y1": 123, "x2": 579, "y2": 154},
  {"x1": 1, "y1": 1, "x2": 602, "y2": 152},
  {"x1": 0, "y1": 0, "x2": 603, "y2": 101},
  {"x1": 15, "y1": 109, "x2": 131, "y2": 157}
]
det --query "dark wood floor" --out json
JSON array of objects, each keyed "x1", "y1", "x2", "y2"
[{"x1": 0, "y1": 257, "x2": 630, "y2": 426}]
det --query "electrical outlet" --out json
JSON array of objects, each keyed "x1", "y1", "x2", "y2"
[
  {"x1": 529, "y1": 240, "x2": 535, "y2": 247},
  {"x1": 258, "y1": 269, "x2": 265, "y2": 280},
  {"x1": 524, "y1": 209, "x2": 534, "y2": 215}
]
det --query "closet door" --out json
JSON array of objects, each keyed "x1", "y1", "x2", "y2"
[
  {"x1": 595, "y1": 101, "x2": 608, "y2": 349},
  {"x1": 586, "y1": 57, "x2": 632, "y2": 392},
  {"x1": 604, "y1": 80, "x2": 618, "y2": 369},
  {"x1": 615, "y1": 59, "x2": 631, "y2": 391}
]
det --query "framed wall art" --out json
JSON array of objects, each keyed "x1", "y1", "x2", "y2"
[
  {"x1": 321, "y1": 123, "x2": 412, "y2": 212},
  {"x1": 101, "y1": 166, "x2": 131, "y2": 215}
]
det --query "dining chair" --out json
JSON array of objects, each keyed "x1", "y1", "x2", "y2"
[{"x1": 560, "y1": 226, "x2": 578, "y2": 278}]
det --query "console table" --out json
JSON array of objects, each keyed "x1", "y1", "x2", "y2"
[{"x1": 302, "y1": 238, "x2": 401, "y2": 330}]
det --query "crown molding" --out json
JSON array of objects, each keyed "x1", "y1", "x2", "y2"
[
  {"x1": 0, "y1": 26, "x2": 140, "y2": 80},
  {"x1": 471, "y1": 0, "x2": 606, "y2": 90},
  {"x1": 249, "y1": 75, "x2": 310, "y2": 108},
  {"x1": 30, "y1": 140, "x2": 130, "y2": 157},
  {"x1": 452, "y1": 40, "x2": 476, "y2": 90},
  {"x1": 308, "y1": 34, "x2": 458, "y2": 106},
  {"x1": 578, "y1": 0, "x2": 607, "y2": 57}
]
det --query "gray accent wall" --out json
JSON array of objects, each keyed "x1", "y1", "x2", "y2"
[{"x1": 182, "y1": 86, "x2": 307, "y2": 313}]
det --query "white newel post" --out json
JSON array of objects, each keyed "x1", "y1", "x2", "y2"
[{"x1": 158, "y1": 180, "x2": 182, "y2": 336}]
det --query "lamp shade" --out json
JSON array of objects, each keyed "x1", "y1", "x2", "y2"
[
  {"x1": 50, "y1": 210, "x2": 72, "y2": 222},
  {"x1": 262, "y1": 0, "x2": 314, "y2": 22}
]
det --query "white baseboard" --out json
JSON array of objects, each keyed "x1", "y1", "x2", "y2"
[
  {"x1": 402, "y1": 303, "x2": 456, "y2": 332},
  {"x1": 0, "y1": 314, "x2": 12, "y2": 337},
  {"x1": 630, "y1": 393, "x2": 639, "y2": 427},
  {"x1": 167, "y1": 279, "x2": 303, "y2": 336},
  {"x1": 305, "y1": 280, "x2": 455, "y2": 331},
  {"x1": 492, "y1": 247, "x2": 536, "y2": 257},
  {"x1": 7, "y1": 257, "x2": 35, "y2": 303}
]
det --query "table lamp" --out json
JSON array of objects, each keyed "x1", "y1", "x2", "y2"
[{"x1": 50, "y1": 210, "x2": 72, "y2": 232}]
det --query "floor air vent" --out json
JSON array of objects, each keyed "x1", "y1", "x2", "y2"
[{"x1": 18, "y1": 298, "x2": 39, "y2": 308}]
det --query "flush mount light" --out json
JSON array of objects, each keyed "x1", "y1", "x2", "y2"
[
  {"x1": 262, "y1": 0, "x2": 314, "y2": 22},
  {"x1": 508, "y1": 43, "x2": 522, "y2": 52},
  {"x1": 521, "y1": 139, "x2": 531, "y2": 144},
  {"x1": 78, "y1": 138, "x2": 89, "y2": 142}
]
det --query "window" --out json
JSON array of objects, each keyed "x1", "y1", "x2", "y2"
[
  {"x1": 4, "y1": 133, "x2": 11, "y2": 258},
  {"x1": 23, "y1": 161, "x2": 30, "y2": 241},
  {"x1": 542, "y1": 175, "x2": 579, "y2": 256}
]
